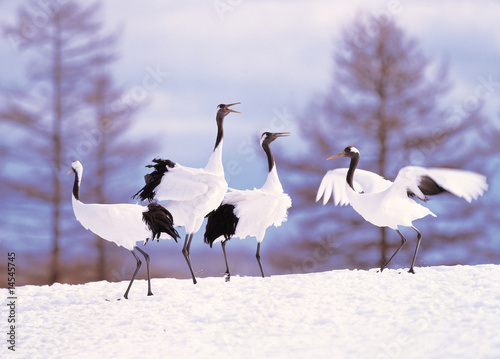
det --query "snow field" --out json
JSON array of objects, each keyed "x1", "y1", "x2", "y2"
[{"x1": 2, "y1": 264, "x2": 500, "y2": 358}]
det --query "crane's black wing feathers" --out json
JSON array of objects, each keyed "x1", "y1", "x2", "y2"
[
  {"x1": 407, "y1": 175, "x2": 448, "y2": 201},
  {"x1": 204, "y1": 204, "x2": 239, "y2": 248},
  {"x1": 142, "y1": 202, "x2": 179, "y2": 243},
  {"x1": 133, "y1": 158, "x2": 176, "y2": 202}
]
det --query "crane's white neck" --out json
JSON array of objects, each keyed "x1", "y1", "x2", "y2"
[
  {"x1": 204, "y1": 110, "x2": 226, "y2": 174},
  {"x1": 204, "y1": 139, "x2": 224, "y2": 174},
  {"x1": 261, "y1": 166, "x2": 283, "y2": 192}
]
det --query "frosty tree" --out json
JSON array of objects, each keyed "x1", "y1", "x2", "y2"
[{"x1": 276, "y1": 13, "x2": 492, "y2": 272}]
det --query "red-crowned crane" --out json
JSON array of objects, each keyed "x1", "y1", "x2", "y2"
[
  {"x1": 204, "y1": 132, "x2": 292, "y2": 281},
  {"x1": 69, "y1": 160, "x2": 179, "y2": 299},
  {"x1": 133, "y1": 103, "x2": 240, "y2": 284},
  {"x1": 316, "y1": 146, "x2": 488, "y2": 273}
]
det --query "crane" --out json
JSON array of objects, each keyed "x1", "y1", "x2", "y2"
[
  {"x1": 69, "y1": 160, "x2": 179, "y2": 299},
  {"x1": 204, "y1": 132, "x2": 292, "y2": 281},
  {"x1": 316, "y1": 146, "x2": 488, "y2": 273},
  {"x1": 133, "y1": 103, "x2": 240, "y2": 284}
]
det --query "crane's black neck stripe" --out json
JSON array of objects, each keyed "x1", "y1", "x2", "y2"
[
  {"x1": 262, "y1": 141, "x2": 275, "y2": 172},
  {"x1": 347, "y1": 153, "x2": 359, "y2": 191},
  {"x1": 72, "y1": 168, "x2": 80, "y2": 201},
  {"x1": 214, "y1": 112, "x2": 224, "y2": 151}
]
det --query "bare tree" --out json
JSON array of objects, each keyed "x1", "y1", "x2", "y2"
[
  {"x1": 1, "y1": 0, "x2": 155, "y2": 284},
  {"x1": 276, "y1": 13, "x2": 493, "y2": 272}
]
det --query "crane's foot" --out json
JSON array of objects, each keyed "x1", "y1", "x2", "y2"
[
  {"x1": 408, "y1": 268, "x2": 416, "y2": 274},
  {"x1": 224, "y1": 272, "x2": 231, "y2": 282}
]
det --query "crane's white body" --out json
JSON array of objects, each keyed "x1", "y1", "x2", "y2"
[
  {"x1": 72, "y1": 197, "x2": 153, "y2": 251},
  {"x1": 70, "y1": 160, "x2": 178, "y2": 298},
  {"x1": 217, "y1": 166, "x2": 291, "y2": 244},
  {"x1": 70, "y1": 161, "x2": 170, "y2": 251},
  {"x1": 204, "y1": 131, "x2": 291, "y2": 280},
  {"x1": 317, "y1": 166, "x2": 488, "y2": 230},
  {"x1": 136, "y1": 103, "x2": 240, "y2": 285},
  {"x1": 316, "y1": 146, "x2": 487, "y2": 273},
  {"x1": 157, "y1": 143, "x2": 228, "y2": 235}
]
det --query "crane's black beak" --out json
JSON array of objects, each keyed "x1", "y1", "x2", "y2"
[
  {"x1": 327, "y1": 150, "x2": 346, "y2": 160},
  {"x1": 224, "y1": 102, "x2": 241, "y2": 113}
]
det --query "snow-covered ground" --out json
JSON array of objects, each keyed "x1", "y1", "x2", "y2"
[{"x1": 3, "y1": 264, "x2": 500, "y2": 358}]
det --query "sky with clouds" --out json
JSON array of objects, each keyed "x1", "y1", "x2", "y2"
[{"x1": 1, "y1": 0, "x2": 499, "y2": 189}]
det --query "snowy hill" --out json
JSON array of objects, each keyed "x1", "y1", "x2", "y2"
[{"x1": 3, "y1": 265, "x2": 500, "y2": 358}]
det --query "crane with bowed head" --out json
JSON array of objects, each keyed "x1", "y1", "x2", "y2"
[{"x1": 69, "y1": 160, "x2": 179, "y2": 299}]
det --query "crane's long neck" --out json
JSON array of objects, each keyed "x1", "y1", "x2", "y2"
[
  {"x1": 72, "y1": 169, "x2": 81, "y2": 201},
  {"x1": 204, "y1": 113, "x2": 224, "y2": 174},
  {"x1": 214, "y1": 115, "x2": 223, "y2": 152},
  {"x1": 261, "y1": 141, "x2": 283, "y2": 192},
  {"x1": 346, "y1": 154, "x2": 359, "y2": 191},
  {"x1": 262, "y1": 140, "x2": 274, "y2": 173}
]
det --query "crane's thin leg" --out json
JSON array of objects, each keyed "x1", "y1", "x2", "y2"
[
  {"x1": 124, "y1": 250, "x2": 142, "y2": 300},
  {"x1": 182, "y1": 233, "x2": 197, "y2": 284},
  {"x1": 256, "y1": 242, "x2": 265, "y2": 278},
  {"x1": 381, "y1": 230, "x2": 407, "y2": 272},
  {"x1": 408, "y1": 226, "x2": 422, "y2": 274},
  {"x1": 135, "y1": 246, "x2": 153, "y2": 296},
  {"x1": 221, "y1": 240, "x2": 231, "y2": 282}
]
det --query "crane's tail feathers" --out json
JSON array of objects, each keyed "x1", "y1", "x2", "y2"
[
  {"x1": 204, "y1": 204, "x2": 239, "y2": 248},
  {"x1": 143, "y1": 203, "x2": 179, "y2": 242},
  {"x1": 133, "y1": 158, "x2": 176, "y2": 202}
]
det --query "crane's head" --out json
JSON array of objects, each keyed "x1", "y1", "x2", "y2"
[
  {"x1": 217, "y1": 103, "x2": 241, "y2": 118},
  {"x1": 260, "y1": 132, "x2": 290, "y2": 147},
  {"x1": 67, "y1": 160, "x2": 83, "y2": 176},
  {"x1": 327, "y1": 146, "x2": 360, "y2": 160}
]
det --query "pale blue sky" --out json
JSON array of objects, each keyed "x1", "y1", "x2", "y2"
[{"x1": 1, "y1": 0, "x2": 499, "y2": 190}]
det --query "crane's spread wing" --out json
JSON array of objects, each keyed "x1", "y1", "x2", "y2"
[
  {"x1": 316, "y1": 168, "x2": 392, "y2": 206},
  {"x1": 392, "y1": 166, "x2": 488, "y2": 202},
  {"x1": 155, "y1": 165, "x2": 210, "y2": 202}
]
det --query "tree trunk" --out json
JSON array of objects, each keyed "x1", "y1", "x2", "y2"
[
  {"x1": 95, "y1": 108, "x2": 107, "y2": 281},
  {"x1": 50, "y1": 20, "x2": 63, "y2": 284},
  {"x1": 376, "y1": 67, "x2": 389, "y2": 268}
]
